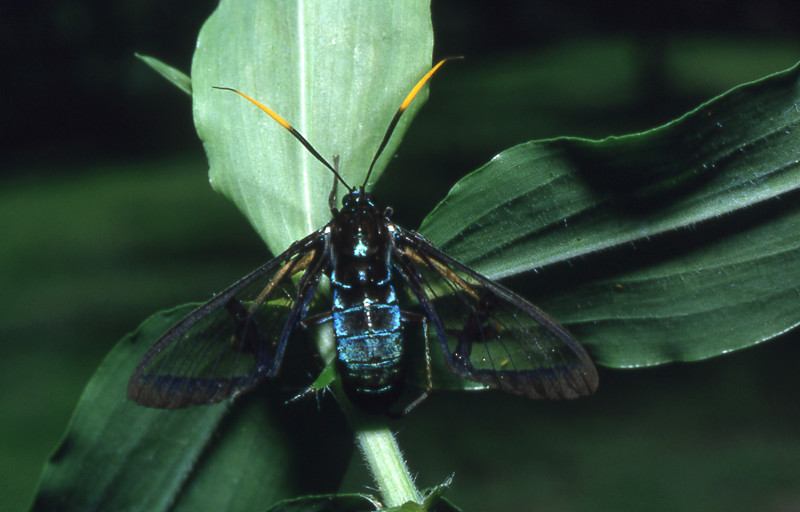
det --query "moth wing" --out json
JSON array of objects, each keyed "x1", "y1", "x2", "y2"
[
  {"x1": 394, "y1": 229, "x2": 598, "y2": 399},
  {"x1": 128, "y1": 233, "x2": 327, "y2": 408}
]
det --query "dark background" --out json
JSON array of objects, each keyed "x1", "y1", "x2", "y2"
[
  {"x1": 3, "y1": 1, "x2": 800, "y2": 510},
  {"x1": 7, "y1": 1, "x2": 800, "y2": 176}
]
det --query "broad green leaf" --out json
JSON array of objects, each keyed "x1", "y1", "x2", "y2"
[
  {"x1": 136, "y1": 53, "x2": 192, "y2": 95},
  {"x1": 30, "y1": 306, "x2": 351, "y2": 511},
  {"x1": 30, "y1": 307, "x2": 228, "y2": 512},
  {"x1": 420, "y1": 61, "x2": 800, "y2": 368},
  {"x1": 192, "y1": 0, "x2": 433, "y2": 254}
]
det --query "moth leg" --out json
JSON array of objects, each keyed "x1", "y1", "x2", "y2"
[
  {"x1": 396, "y1": 311, "x2": 432, "y2": 417},
  {"x1": 285, "y1": 383, "x2": 331, "y2": 411},
  {"x1": 225, "y1": 298, "x2": 265, "y2": 355},
  {"x1": 301, "y1": 311, "x2": 334, "y2": 328},
  {"x1": 454, "y1": 292, "x2": 499, "y2": 360},
  {"x1": 223, "y1": 250, "x2": 319, "y2": 355}
]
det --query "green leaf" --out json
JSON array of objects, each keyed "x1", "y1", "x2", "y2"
[
  {"x1": 420, "y1": 61, "x2": 800, "y2": 368},
  {"x1": 386, "y1": 476, "x2": 459, "y2": 512},
  {"x1": 192, "y1": 0, "x2": 433, "y2": 254},
  {"x1": 30, "y1": 306, "x2": 351, "y2": 511},
  {"x1": 266, "y1": 496, "x2": 374, "y2": 511},
  {"x1": 136, "y1": 53, "x2": 193, "y2": 95},
  {"x1": 263, "y1": 494, "x2": 376, "y2": 511}
]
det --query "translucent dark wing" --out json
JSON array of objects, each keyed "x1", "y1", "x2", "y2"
[
  {"x1": 393, "y1": 228, "x2": 598, "y2": 399},
  {"x1": 128, "y1": 232, "x2": 328, "y2": 409}
]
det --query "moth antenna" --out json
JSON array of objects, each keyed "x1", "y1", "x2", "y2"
[
  {"x1": 213, "y1": 86, "x2": 353, "y2": 193},
  {"x1": 362, "y1": 56, "x2": 462, "y2": 189}
]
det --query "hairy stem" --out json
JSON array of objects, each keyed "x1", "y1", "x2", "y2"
[{"x1": 354, "y1": 420, "x2": 420, "y2": 507}]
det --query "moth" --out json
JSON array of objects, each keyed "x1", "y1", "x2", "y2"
[{"x1": 128, "y1": 59, "x2": 598, "y2": 415}]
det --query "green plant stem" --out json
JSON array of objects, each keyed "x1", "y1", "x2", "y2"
[
  {"x1": 332, "y1": 380, "x2": 422, "y2": 506},
  {"x1": 314, "y1": 314, "x2": 421, "y2": 506},
  {"x1": 353, "y1": 417, "x2": 421, "y2": 507}
]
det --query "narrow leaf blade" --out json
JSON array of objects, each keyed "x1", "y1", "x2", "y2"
[{"x1": 136, "y1": 53, "x2": 192, "y2": 95}]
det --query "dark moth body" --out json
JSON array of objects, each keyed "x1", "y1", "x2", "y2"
[
  {"x1": 329, "y1": 192, "x2": 405, "y2": 410},
  {"x1": 127, "y1": 59, "x2": 598, "y2": 415}
]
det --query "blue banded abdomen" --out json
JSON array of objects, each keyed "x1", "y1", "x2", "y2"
[{"x1": 332, "y1": 284, "x2": 405, "y2": 410}]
